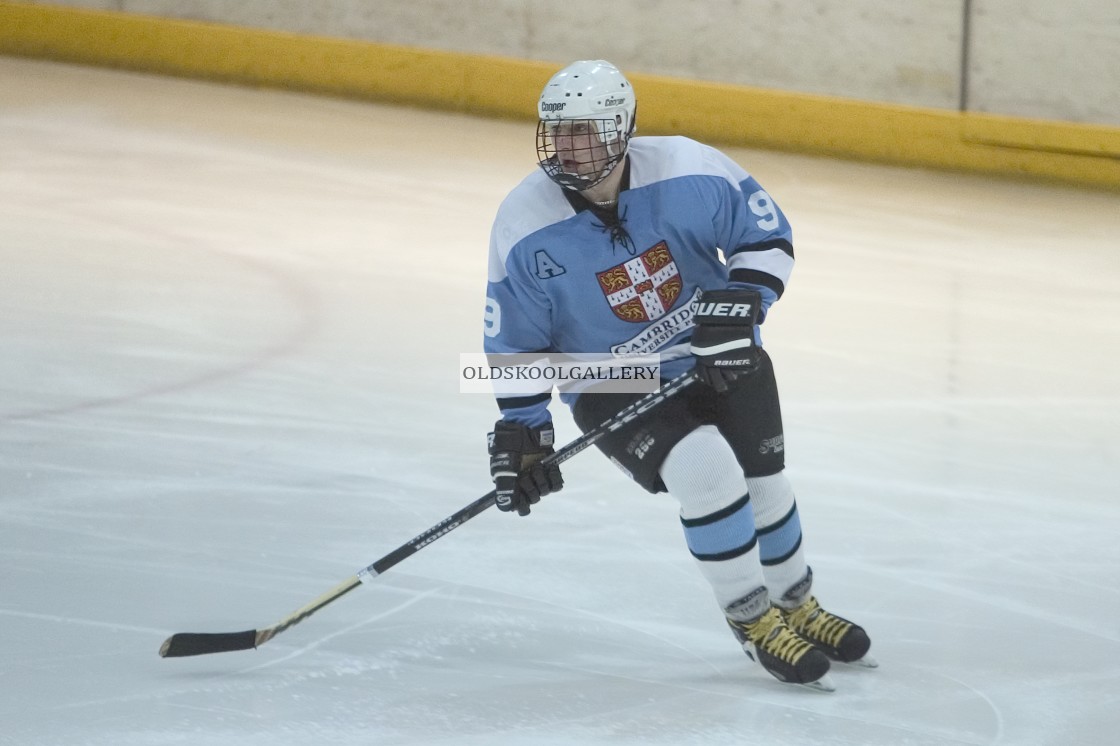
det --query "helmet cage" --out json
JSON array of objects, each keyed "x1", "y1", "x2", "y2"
[{"x1": 536, "y1": 116, "x2": 631, "y2": 191}]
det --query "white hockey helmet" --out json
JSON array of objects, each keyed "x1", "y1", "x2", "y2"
[{"x1": 536, "y1": 60, "x2": 636, "y2": 190}]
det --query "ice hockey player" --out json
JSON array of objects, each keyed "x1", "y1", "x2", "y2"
[{"x1": 483, "y1": 59, "x2": 875, "y2": 691}]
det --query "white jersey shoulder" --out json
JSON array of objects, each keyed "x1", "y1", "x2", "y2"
[
  {"x1": 488, "y1": 169, "x2": 573, "y2": 283},
  {"x1": 627, "y1": 136, "x2": 752, "y2": 191}
]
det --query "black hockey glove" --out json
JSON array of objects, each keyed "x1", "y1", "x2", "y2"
[
  {"x1": 689, "y1": 288, "x2": 763, "y2": 393},
  {"x1": 488, "y1": 420, "x2": 564, "y2": 516}
]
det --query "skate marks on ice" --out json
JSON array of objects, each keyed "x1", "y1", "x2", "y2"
[{"x1": 182, "y1": 581, "x2": 1010, "y2": 744}]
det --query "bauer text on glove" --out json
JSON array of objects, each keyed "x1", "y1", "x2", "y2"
[{"x1": 689, "y1": 288, "x2": 763, "y2": 393}]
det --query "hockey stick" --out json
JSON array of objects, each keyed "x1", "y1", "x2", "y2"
[{"x1": 159, "y1": 369, "x2": 698, "y2": 658}]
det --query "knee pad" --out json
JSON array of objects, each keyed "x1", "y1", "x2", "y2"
[{"x1": 660, "y1": 425, "x2": 748, "y2": 520}]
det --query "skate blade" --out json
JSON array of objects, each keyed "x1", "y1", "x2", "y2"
[
  {"x1": 848, "y1": 652, "x2": 879, "y2": 669},
  {"x1": 799, "y1": 673, "x2": 836, "y2": 693}
]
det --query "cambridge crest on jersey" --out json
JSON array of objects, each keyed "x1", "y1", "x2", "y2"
[{"x1": 596, "y1": 241, "x2": 683, "y2": 322}]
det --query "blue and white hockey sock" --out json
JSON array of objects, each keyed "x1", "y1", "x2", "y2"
[
  {"x1": 660, "y1": 425, "x2": 767, "y2": 616},
  {"x1": 746, "y1": 471, "x2": 811, "y2": 607}
]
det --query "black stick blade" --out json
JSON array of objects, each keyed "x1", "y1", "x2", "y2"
[{"x1": 159, "y1": 630, "x2": 257, "y2": 657}]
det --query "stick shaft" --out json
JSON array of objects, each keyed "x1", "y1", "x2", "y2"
[{"x1": 160, "y1": 370, "x2": 697, "y2": 657}]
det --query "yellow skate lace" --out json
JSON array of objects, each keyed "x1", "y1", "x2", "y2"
[
  {"x1": 735, "y1": 608, "x2": 817, "y2": 664},
  {"x1": 784, "y1": 597, "x2": 850, "y2": 649}
]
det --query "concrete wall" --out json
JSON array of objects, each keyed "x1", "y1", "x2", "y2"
[
  {"x1": 17, "y1": 0, "x2": 1120, "y2": 126},
  {"x1": 968, "y1": 0, "x2": 1120, "y2": 124}
]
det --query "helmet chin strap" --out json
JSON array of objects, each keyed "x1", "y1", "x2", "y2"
[
  {"x1": 578, "y1": 154, "x2": 628, "y2": 203},
  {"x1": 565, "y1": 165, "x2": 613, "y2": 192}
]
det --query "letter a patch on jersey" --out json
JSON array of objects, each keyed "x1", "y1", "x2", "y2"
[
  {"x1": 534, "y1": 249, "x2": 566, "y2": 279},
  {"x1": 596, "y1": 241, "x2": 683, "y2": 322}
]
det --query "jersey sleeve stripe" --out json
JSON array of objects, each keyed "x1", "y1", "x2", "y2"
[
  {"x1": 727, "y1": 248, "x2": 794, "y2": 298},
  {"x1": 730, "y1": 238, "x2": 794, "y2": 259},
  {"x1": 496, "y1": 392, "x2": 552, "y2": 412},
  {"x1": 729, "y1": 268, "x2": 786, "y2": 299}
]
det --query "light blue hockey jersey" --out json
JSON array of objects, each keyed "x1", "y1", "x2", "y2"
[{"x1": 484, "y1": 136, "x2": 794, "y2": 426}]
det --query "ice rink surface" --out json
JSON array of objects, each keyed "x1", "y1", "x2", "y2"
[{"x1": 1, "y1": 57, "x2": 1118, "y2": 745}]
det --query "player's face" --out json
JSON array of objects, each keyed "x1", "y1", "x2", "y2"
[{"x1": 548, "y1": 120, "x2": 612, "y2": 177}]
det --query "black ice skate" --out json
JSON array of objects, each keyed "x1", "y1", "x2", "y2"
[
  {"x1": 779, "y1": 596, "x2": 877, "y2": 668},
  {"x1": 727, "y1": 607, "x2": 835, "y2": 692}
]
